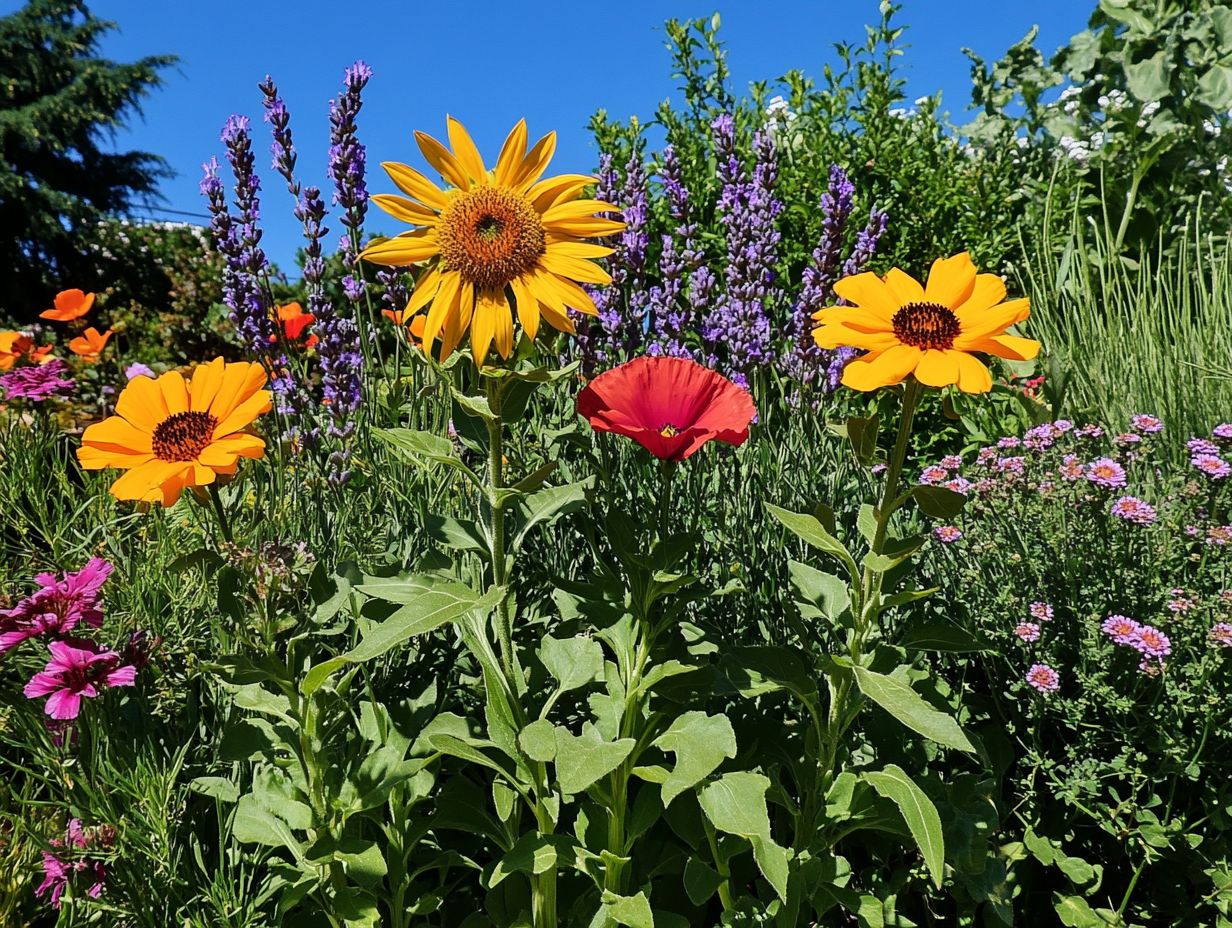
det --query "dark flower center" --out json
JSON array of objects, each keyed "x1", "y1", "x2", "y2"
[
  {"x1": 438, "y1": 186, "x2": 546, "y2": 290},
  {"x1": 892, "y1": 301, "x2": 960, "y2": 350},
  {"x1": 152, "y1": 411, "x2": 218, "y2": 462}
]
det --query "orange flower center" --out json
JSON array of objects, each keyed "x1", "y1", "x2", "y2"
[
  {"x1": 152, "y1": 411, "x2": 218, "y2": 462},
  {"x1": 892, "y1": 301, "x2": 960, "y2": 350},
  {"x1": 438, "y1": 186, "x2": 545, "y2": 291},
  {"x1": 659, "y1": 424, "x2": 679, "y2": 437}
]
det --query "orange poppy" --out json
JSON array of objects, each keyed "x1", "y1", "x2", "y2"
[
  {"x1": 0, "y1": 333, "x2": 52, "y2": 370},
  {"x1": 68, "y1": 327, "x2": 113, "y2": 361},
  {"x1": 272, "y1": 302, "x2": 318, "y2": 348},
  {"x1": 40, "y1": 289, "x2": 95, "y2": 322},
  {"x1": 382, "y1": 308, "x2": 428, "y2": 346}
]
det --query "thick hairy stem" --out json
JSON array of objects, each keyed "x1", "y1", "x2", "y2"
[{"x1": 485, "y1": 378, "x2": 516, "y2": 681}]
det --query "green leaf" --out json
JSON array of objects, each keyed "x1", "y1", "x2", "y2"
[
  {"x1": 1097, "y1": 0, "x2": 1152, "y2": 33},
  {"x1": 721, "y1": 646, "x2": 817, "y2": 699},
  {"x1": 554, "y1": 724, "x2": 635, "y2": 795},
  {"x1": 787, "y1": 561, "x2": 851, "y2": 621},
  {"x1": 843, "y1": 414, "x2": 880, "y2": 463},
  {"x1": 697, "y1": 772, "x2": 788, "y2": 902},
  {"x1": 653, "y1": 711, "x2": 737, "y2": 807},
  {"x1": 851, "y1": 666, "x2": 975, "y2": 752},
  {"x1": 1124, "y1": 50, "x2": 1170, "y2": 103},
  {"x1": 452, "y1": 391, "x2": 496, "y2": 421},
  {"x1": 1053, "y1": 893, "x2": 1119, "y2": 927},
  {"x1": 900, "y1": 621, "x2": 990, "y2": 653},
  {"x1": 490, "y1": 832, "x2": 592, "y2": 888},
  {"x1": 336, "y1": 838, "x2": 388, "y2": 888},
  {"x1": 232, "y1": 794, "x2": 301, "y2": 853},
  {"x1": 598, "y1": 890, "x2": 654, "y2": 928},
  {"x1": 1198, "y1": 63, "x2": 1232, "y2": 110},
  {"x1": 539, "y1": 635, "x2": 603, "y2": 693},
  {"x1": 512, "y1": 479, "x2": 592, "y2": 551},
  {"x1": 683, "y1": 857, "x2": 723, "y2": 905},
  {"x1": 374, "y1": 428, "x2": 480, "y2": 486},
  {"x1": 519, "y1": 720, "x2": 558, "y2": 762},
  {"x1": 863, "y1": 765, "x2": 945, "y2": 888},
  {"x1": 912, "y1": 485, "x2": 967, "y2": 518},
  {"x1": 189, "y1": 776, "x2": 239, "y2": 803},
  {"x1": 766, "y1": 504, "x2": 858, "y2": 579}
]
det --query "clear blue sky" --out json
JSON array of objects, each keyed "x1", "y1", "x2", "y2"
[{"x1": 18, "y1": 0, "x2": 1089, "y2": 272}]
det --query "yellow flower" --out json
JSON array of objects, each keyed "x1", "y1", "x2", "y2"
[
  {"x1": 360, "y1": 116, "x2": 624, "y2": 367},
  {"x1": 813, "y1": 252, "x2": 1040, "y2": 393},
  {"x1": 77, "y1": 358, "x2": 271, "y2": 506}
]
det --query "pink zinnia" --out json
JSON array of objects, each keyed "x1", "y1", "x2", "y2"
[
  {"x1": 1132, "y1": 625, "x2": 1172, "y2": 659},
  {"x1": 945, "y1": 476, "x2": 973, "y2": 496},
  {"x1": 1060, "y1": 454, "x2": 1084, "y2": 481},
  {"x1": 1208, "y1": 525, "x2": 1232, "y2": 546},
  {"x1": 1191, "y1": 454, "x2": 1231, "y2": 480},
  {"x1": 1101, "y1": 614, "x2": 1141, "y2": 646},
  {"x1": 23, "y1": 640, "x2": 137, "y2": 720},
  {"x1": 1085, "y1": 457, "x2": 1127, "y2": 489},
  {"x1": 1076, "y1": 424, "x2": 1104, "y2": 439},
  {"x1": 997, "y1": 436, "x2": 1021, "y2": 449},
  {"x1": 0, "y1": 558, "x2": 113, "y2": 654},
  {"x1": 1014, "y1": 622, "x2": 1041, "y2": 642},
  {"x1": 998, "y1": 456, "x2": 1026, "y2": 474},
  {"x1": 940, "y1": 455, "x2": 962, "y2": 470},
  {"x1": 1189, "y1": 437, "x2": 1219, "y2": 456},
  {"x1": 1030, "y1": 601, "x2": 1054, "y2": 622},
  {"x1": 920, "y1": 466, "x2": 949, "y2": 485},
  {"x1": 1026, "y1": 663, "x2": 1060, "y2": 694},
  {"x1": 1111, "y1": 496, "x2": 1156, "y2": 525},
  {"x1": 933, "y1": 525, "x2": 962, "y2": 544},
  {"x1": 1213, "y1": 423, "x2": 1232, "y2": 442},
  {"x1": 1209, "y1": 623, "x2": 1232, "y2": 648},
  {"x1": 1131, "y1": 414, "x2": 1163, "y2": 434}
]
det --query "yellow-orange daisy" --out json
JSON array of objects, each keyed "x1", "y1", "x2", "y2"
[
  {"x1": 77, "y1": 357, "x2": 271, "y2": 506},
  {"x1": 813, "y1": 252, "x2": 1040, "y2": 393},
  {"x1": 360, "y1": 116, "x2": 625, "y2": 367}
]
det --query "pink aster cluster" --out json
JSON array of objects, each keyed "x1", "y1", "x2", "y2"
[
  {"x1": 933, "y1": 525, "x2": 962, "y2": 544},
  {"x1": 919, "y1": 465, "x2": 949, "y2": 485},
  {"x1": 1085, "y1": 457, "x2": 1127, "y2": 489},
  {"x1": 1131, "y1": 414, "x2": 1164, "y2": 434},
  {"x1": 1025, "y1": 663, "x2": 1060, "y2": 694},
  {"x1": 1100, "y1": 614, "x2": 1171, "y2": 672},
  {"x1": 1014, "y1": 622, "x2": 1041, "y2": 642},
  {"x1": 1209, "y1": 623, "x2": 1232, "y2": 648},
  {"x1": 1110, "y1": 495, "x2": 1157, "y2": 526},
  {"x1": 3, "y1": 560, "x2": 143, "y2": 722},
  {"x1": 37, "y1": 818, "x2": 115, "y2": 909}
]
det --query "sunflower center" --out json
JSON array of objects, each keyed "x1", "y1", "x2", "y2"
[
  {"x1": 438, "y1": 186, "x2": 546, "y2": 291},
  {"x1": 660, "y1": 424, "x2": 680, "y2": 437},
  {"x1": 892, "y1": 301, "x2": 960, "y2": 350},
  {"x1": 152, "y1": 411, "x2": 218, "y2": 462}
]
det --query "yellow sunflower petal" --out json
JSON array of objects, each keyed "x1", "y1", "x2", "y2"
[
  {"x1": 198, "y1": 434, "x2": 265, "y2": 468},
  {"x1": 924, "y1": 252, "x2": 977, "y2": 309},
  {"x1": 209, "y1": 361, "x2": 268, "y2": 423},
  {"x1": 161, "y1": 370, "x2": 194, "y2": 417},
  {"x1": 538, "y1": 252, "x2": 612, "y2": 286},
  {"x1": 114, "y1": 373, "x2": 168, "y2": 429},
  {"x1": 494, "y1": 119, "x2": 529, "y2": 187},
  {"x1": 540, "y1": 198, "x2": 620, "y2": 226},
  {"x1": 511, "y1": 275, "x2": 542, "y2": 342},
  {"x1": 422, "y1": 270, "x2": 462, "y2": 351},
  {"x1": 446, "y1": 116, "x2": 488, "y2": 185},
  {"x1": 439, "y1": 283, "x2": 474, "y2": 360},
  {"x1": 470, "y1": 289, "x2": 501, "y2": 368},
  {"x1": 404, "y1": 266, "x2": 443, "y2": 317},
  {"x1": 189, "y1": 357, "x2": 226, "y2": 413},
  {"x1": 383, "y1": 162, "x2": 449, "y2": 211},
  {"x1": 832, "y1": 273, "x2": 901, "y2": 320},
  {"x1": 530, "y1": 174, "x2": 596, "y2": 212},
  {"x1": 212, "y1": 390, "x2": 272, "y2": 440},
  {"x1": 360, "y1": 231, "x2": 440, "y2": 266},
  {"x1": 109, "y1": 460, "x2": 188, "y2": 502},
  {"x1": 813, "y1": 324, "x2": 897, "y2": 352},
  {"x1": 539, "y1": 300, "x2": 575, "y2": 333},
  {"x1": 544, "y1": 240, "x2": 615, "y2": 260},
  {"x1": 372, "y1": 194, "x2": 440, "y2": 226},
  {"x1": 954, "y1": 273, "x2": 1007, "y2": 317},
  {"x1": 954, "y1": 299, "x2": 1032, "y2": 344},
  {"x1": 415, "y1": 129, "x2": 472, "y2": 191},
  {"x1": 533, "y1": 271, "x2": 598, "y2": 317},
  {"x1": 914, "y1": 349, "x2": 961, "y2": 387},
  {"x1": 971, "y1": 333, "x2": 1041, "y2": 361},
  {"x1": 538, "y1": 217, "x2": 626, "y2": 238},
  {"x1": 512, "y1": 131, "x2": 558, "y2": 192},
  {"x1": 841, "y1": 344, "x2": 921, "y2": 391},
  {"x1": 81, "y1": 416, "x2": 153, "y2": 454},
  {"x1": 882, "y1": 268, "x2": 925, "y2": 306},
  {"x1": 954, "y1": 353, "x2": 994, "y2": 393},
  {"x1": 77, "y1": 446, "x2": 153, "y2": 470}
]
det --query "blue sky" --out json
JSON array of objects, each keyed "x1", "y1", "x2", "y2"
[{"x1": 18, "y1": 1, "x2": 1088, "y2": 271}]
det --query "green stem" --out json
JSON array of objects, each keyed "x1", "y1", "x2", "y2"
[
  {"x1": 484, "y1": 377, "x2": 516, "y2": 681},
  {"x1": 207, "y1": 484, "x2": 233, "y2": 545}
]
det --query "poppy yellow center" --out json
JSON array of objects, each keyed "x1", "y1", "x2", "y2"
[
  {"x1": 152, "y1": 411, "x2": 217, "y2": 462},
  {"x1": 437, "y1": 186, "x2": 546, "y2": 291},
  {"x1": 660, "y1": 424, "x2": 680, "y2": 437},
  {"x1": 892, "y1": 301, "x2": 961, "y2": 350}
]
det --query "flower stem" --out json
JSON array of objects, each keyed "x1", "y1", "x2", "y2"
[
  {"x1": 207, "y1": 484, "x2": 233, "y2": 545},
  {"x1": 484, "y1": 377, "x2": 517, "y2": 683}
]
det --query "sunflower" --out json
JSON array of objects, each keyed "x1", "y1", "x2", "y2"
[
  {"x1": 360, "y1": 116, "x2": 625, "y2": 367},
  {"x1": 77, "y1": 357, "x2": 271, "y2": 506},
  {"x1": 813, "y1": 252, "x2": 1040, "y2": 393}
]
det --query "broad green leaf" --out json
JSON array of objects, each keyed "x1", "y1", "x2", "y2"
[
  {"x1": 232, "y1": 794, "x2": 301, "y2": 853},
  {"x1": 189, "y1": 776, "x2": 238, "y2": 803},
  {"x1": 1053, "y1": 893, "x2": 1118, "y2": 927},
  {"x1": 863, "y1": 765, "x2": 945, "y2": 888},
  {"x1": 375, "y1": 427, "x2": 480, "y2": 486},
  {"x1": 336, "y1": 838, "x2": 387, "y2": 888},
  {"x1": 653, "y1": 711, "x2": 737, "y2": 807},
  {"x1": 490, "y1": 832, "x2": 592, "y2": 887},
  {"x1": 598, "y1": 890, "x2": 654, "y2": 928},
  {"x1": 539, "y1": 635, "x2": 603, "y2": 693},
  {"x1": 683, "y1": 857, "x2": 723, "y2": 905},
  {"x1": 1124, "y1": 50, "x2": 1170, "y2": 103},
  {"x1": 519, "y1": 719, "x2": 558, "y2": 762},
  {"x1": 697, "y1": 772, "x2": 788, "y2": 901},
  {"x1": 900, "y1": 621, "x2": 990, "y2": 653},
  {"x1": 554, "y1": 724, "x2": 635, "y2": 795},
  {"x1": 633, "y1": 659, "x2": 699, "y2": 697},
  {"x1": 721, "y1": 646, "x2": 817, "y2": 699},
  {"x1": 851, "y1": 665, "x2": 975, "y2": 753},
  {"x1": 787, "y1": 561, "x2": 850, "y2": 621},
  {"x1": 912, "y1": 485, "x2": 967, "y2": 518},
  {"x1": 512, "y1": 479, "x2": 592, "y2": 551},
  {"x1": 766, "y1": 504, "x2": 858, "y2": 579},
  {"x1": 1198, "y1": 63, "x2": 1232, "y2": 110}
]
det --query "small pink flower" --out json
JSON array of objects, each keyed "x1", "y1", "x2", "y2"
[
  {"x1": 1076, "y1": 424, "x2": 1104, "y2": 439},
  {"x1": 933, "y1": 525, "x2": 962, "y2": 544},
  {"x1": 1132, "y1": 625, "x2": 1171, "y2": 659},
  {"x1": 1191, "y1": 454, "x2": 1231, "y2": 480},
  {"x1": 1026, "y1": 663, "x2": 1060, "y2": 694},
  {"x1": 1030, "y1": 602, "x2": 1054, "y2": 622},
  {"x1": 124, "y1": 362, "x2": 155, "y2": 380},
  {"x1": 1131, "y1": 414, "x2": 1163, "y2": 434},
  {"x1": 1115, "y1": 432, "x2": 1142, "y2": 446},
  {"x1": 1213, "y1": 423, "x2": 1232, "y2": 442},
  {"x1": 998, "y1": 456, "x2": 1026, "y2": 474},
  {"x1": 920, "y1": 466, "x2": 948, "y2": 485},
  {"x1": 944, "y1": 476, "x2": 972, "y2": 496},
  {"x1": 1101, "y1": 614, "x2": 1141, "y2": 646},
  {"x1": 1189, "y1": 437, "x2": 1219, "y2": 456},
  {"x1": 23, "y1": 640, "x2": 137, "y2": 720},
  {"x1": 1060, "y1": 454, "x2": 1084, "y2": 481},
  {"x1": 1085, "y1": 457, "x2": 1127, "y2": 489},
  {"x1": 0, "y1": 558, "x2": 113, "y2": 654},
  {"x1": 1111, "y1": 495, "x2": 1156, "y2": 525},
  {"x1": 1208, "y1": 525, "x2": 1232, "y2": 546},
  {"x1": 1014, "y1": 622, "x2": 1041, "y2": 642},
  {"x1": 997, "y1": 436, "x2": 1021, "y2": 449},
  {"x1": 940, "y1": 455, "x2": 962, "y2": 470},
  {"x1": 1209, "y1": 623, "x2": 1232, "y2": 648},
  {"x1": 1138, "y1": 657, "x2": 1164, "y2": 676}
]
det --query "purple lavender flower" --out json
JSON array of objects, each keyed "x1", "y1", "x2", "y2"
[
  {"x1": 0, "y1": 359, "x2": 73, "y2": 402},
  {"x1": 259, "y1": 76, "x2": 298, "y2": 196}
]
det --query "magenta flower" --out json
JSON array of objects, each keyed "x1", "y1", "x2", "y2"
[
  {"x1": 1085, "y1": 457, "x2": 1127, "y2": 489},
  {"x1": 1052, "y1": 419, "x2": 1074, "y2": 433},
  {"x1": 1030, "y1": 601, "x2": 1054, "y2": 622},
  {"x1": 36, "y1": 819, "x2": 109, "y2": 909},
  {"x1": 23, "y1": 640, "x2": 137, "y2": 720},
  {"x1": 1189, "y1": 437, "x2": 1219, "y2": 456},
  {"x1": 1101, "y1": 614, "x2": 1141, "y2": 646},
  {"x1": 1209, "y1": 623, "x2": 1232, "y2": 648},
  {"x1": 944, "y1": 476, "x2": 973, "y2": 496},
  {"x1": 1014, "y1": 622, "x2": 1041, "y2": 642},
  {"x1": 1111, "y1": 495, "x2": 1157, "y2": 525},
  {"x1": 0, "y1": 559, "x2": 113, "y2": 654},
  {"x1": 1191, "y1": 453, "x2": 1231, "y2": 480},
  {"x1": 919, "y1": 465, "x2": 948, "y2": 485},
  {"x1": 0, "y1": 359, "x2": 74, "y2": 402},
  {"x1": 996, "y1": 436, "x2": 1021, "y2": 449},
  {"x1": 1060, "y1": 454, "x2": 1084, "y2": 481},
  {"x1": 976, "y1": 447, "x2": 998, "y2": 467},
  {"x1": 1115, "y1": 432, "x2": 1142, "y2": 447},
  {"x1": 1213, "y1": 423, "x2": 1232, "y2": 442},
  {"x1": 940, "y1": 455, "x2": 962, "y2": 470},
  {"x1": 1132, "y1": 625, "x2": 1171, "y2": 659},
  {"x1": 997, "y1": 456, "x2": 1026, "y2": 474},
  {"x1": 1208, "y1": 525, "x2": 1232, "y2": 546},
  {"x1": 1076, "y1": 424, "x2": 1104, "y2": 440},
  {"x1": 1026, "y1": 663, "x2": 1060, "y2": 694},
  {"x1": 1131, "y1": 414, "x2": 1163, "y2": 434},
  {"x1": 933, "y1": 525, "x2": 962, "y2": 544}
]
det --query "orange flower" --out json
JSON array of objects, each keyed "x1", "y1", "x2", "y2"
[
  {"x1": 68, "y1": 327, "x2": 113, "y2": 361},
  {"x1": 0, "y1": 333, "x2": 52, "y2": 370},
  {"x1": 272, "y1": 302, "x2": 318, "y2": 348},
  {"x1": 40, "y1": 289, "x2": 95, "y2": 322},
  {"x1": 77, "y1": 358, "x2": 271, "y2": 507},
  {"x1": 382, "y1": 308, "x2": 428, "y2": 346}
]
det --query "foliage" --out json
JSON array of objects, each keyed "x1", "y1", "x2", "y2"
[{"x1": 0, "y1": 0, "x2": 175, "y2": 319}]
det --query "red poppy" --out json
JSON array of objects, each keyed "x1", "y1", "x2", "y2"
[
  {"x1": 273, "y1": 302, "x2": 318, "y2": 348},
  {"x1": 577, "y1": 356, "x2": 756, "y2": 461}
]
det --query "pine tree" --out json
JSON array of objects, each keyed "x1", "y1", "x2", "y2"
[{"x1": 0, "y1": 0, "x2": 175, "y2": 318}]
